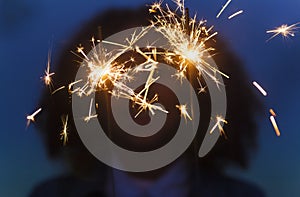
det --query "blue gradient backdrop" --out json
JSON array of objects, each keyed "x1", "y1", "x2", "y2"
[{"x1": 0, "y1": 0, "x2": 299, "y2": 196}]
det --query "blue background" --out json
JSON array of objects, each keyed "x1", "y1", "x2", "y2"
[{"x1": 0, "y1": 0, "x2": 299, "y2": 196}]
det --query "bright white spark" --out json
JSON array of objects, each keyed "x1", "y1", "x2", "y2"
[
  {"x1": 270, "y1": 115, "x2": 280, "y2": 137},
  {"x1": 216, "y1": 0, "x2": 232, "y2": 19},
  {"x1": 266, "y1": 22, "x2": 300, "y2": 41},
  {"x1": 26, "y1": 108, "x2": 42, "y2": 127},
  {"x1": 228, "y1": 10, "x2": 243, "y2": 20},
  {"x1": 253, "y1": 81, "x2": 267, "y2": 96}
]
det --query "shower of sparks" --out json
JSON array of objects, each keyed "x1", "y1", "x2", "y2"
[
  {"x1": 228, "y1": 10, "x2": 243, "y2": 20},
  {"x1": 28, "y1": 0, "x2": 231, "y2": 143},
  {"x1": 253, "y1": 81, "x2": 267, "y2": 96},
  {"x1": 216, "y1": 0, "x2": 232, "y2": 19},
  {"x1": 26, "y1": 108, "x2": 42, "y2": 127},
  {"x1": 176, "y1": 104, "x2": 192, "y2": 122},
  {"x1": 42, "y1": 50, "x2": 55, "y2": 87},
  {"x1": 270, "y1": 115, "x2": 281, "y2": 137},
  {"x1": 151, "y1": 0, "x2": 229, "y2": 87},
  {"x1": 209, "y1": 116, "x2": 227, "y2": 137},
  {"x1": 266, "y1": 22, "x2": 300, "y2": 41},
  {"x1": 84, "y1": 98, "x2": 98, "y2": 122},
  {"x1": 74, "y1": 27, "x2": 169, "y2": 119},
  {"x1": 60, "y1": 115, "x2": 69, "y2": 145}
]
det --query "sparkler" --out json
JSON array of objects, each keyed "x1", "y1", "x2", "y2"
[
  {"x1": 151, "y1": 0, "x2": 229, "y2": 85},
  {"x1": 266, "y1": 22, "x2": 300, "y2": 41},
  {"x1": 26, "y1": 108, "x2": 42, "y2": 127},
  {"x1": 28, "y1": 0, "x2": 230, "y2": 142},
  {"x1": 30, "y1": 0, "x2": 286, "y2": 146}
]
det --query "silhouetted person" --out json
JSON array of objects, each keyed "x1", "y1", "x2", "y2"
[{"x1": 30, "y1": 7, "x2": 264, "y2": 197}]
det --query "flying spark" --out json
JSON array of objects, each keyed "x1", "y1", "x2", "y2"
[
  {"x1": 269, "y1": 108, "x2": 276, "y2": 117},
  {"x1": 270, "y1": 115, "x2": 280, "y2": 137},
  {"x1": 26, "y1": 108, "x2": 42, "y2": 127},
  {"x1": 266, "y1": 22, "x2": 300, "y2": 41},
  {"x1": 253, "y1": 81, "x2": 267, "y2": 96},
  {"x1": 51, "y1": 86, "x2": 65, "y2": 95},
  {"x1": 228, "y1": 10, "x2": 243, "y2": 20},
  {"x1": 216, "y1": 0, "x2": 232, "y2": 19}
]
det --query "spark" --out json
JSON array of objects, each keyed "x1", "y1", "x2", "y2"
[
  {"x1": 60, "y1": 115, "x2": 69, "y2": 146},
  {"x1": 176, "y1": 104, "x2": 192, "y2": 122},
  {"x1": 266, "y1": 22, "x2": 300, "y2": 41},
  {"x1": 42, "y1": 50, "x2": 55, "y2": 87},
  {"x1": 197, "y1": 77, "x2": 207, "y2": 94},
  {"x1": 269, "y1": 108, "x2": 276, "y2": 117},
  {"x1": 253, "y1": 81, "x2": 267, "y2": 96},
  {"x1": 228, "y1": 10, "x2": 243, "y2": 20},
  {"x1": 216, "y1": 0, "x2": 232, "y2": 19},
  {"x1": 270, "y1": 115, "x2": 280, "y2": 137},
  {"x1": 26, "y1": 108, "x2": 42, "y2": 127},
  {"x1": 68, "y1": 79, "x2": 83, "y2": 94},
  {"x1": 51, "y1": 86, "x2": 65, "y2": 95},
  {"x1": 84, "y1": 98, "x2": 98, "y2": 122},
  {"x1": 209, "y1": 116, "x2": 228, "y2": 138}
]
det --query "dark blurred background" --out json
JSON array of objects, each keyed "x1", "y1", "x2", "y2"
[{"x1": 0, "y1": 0, "x2": 299, "y2": 196}]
